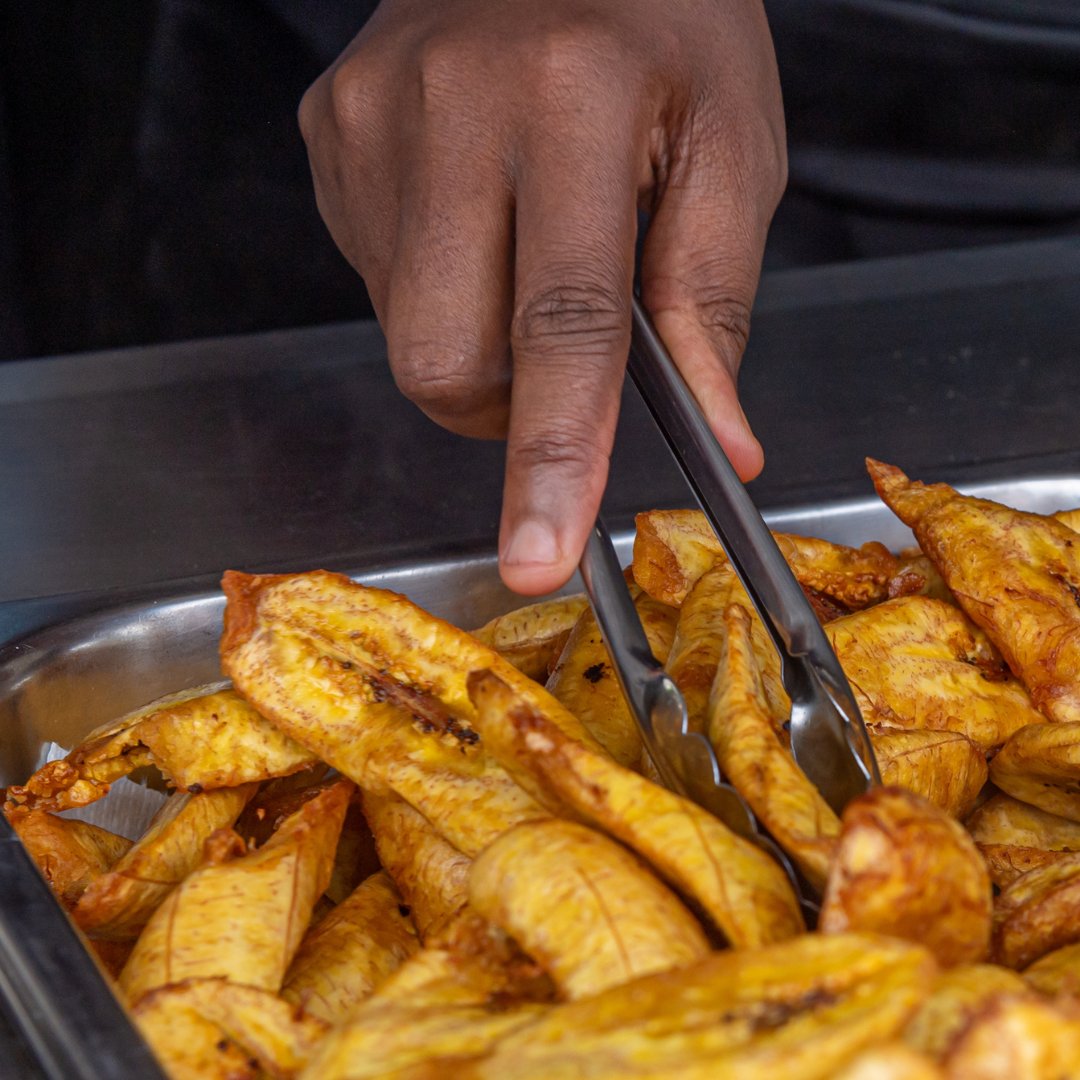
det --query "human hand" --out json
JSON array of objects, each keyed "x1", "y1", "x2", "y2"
[{"x1": 300, "y1": 0, "x2": 786, "y2": 594}]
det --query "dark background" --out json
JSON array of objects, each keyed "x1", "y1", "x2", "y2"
[{"x1": 1, "y1": 0, "x2": 1079, "y2": 362}]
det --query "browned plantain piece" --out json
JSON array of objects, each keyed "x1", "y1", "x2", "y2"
[
  {"x1": 1055, "y1": 508, "x2": 1080, "y2": 533},
  {"x1": 469, "y1": 819, "x2": 709, "y2": 999},
  {"x1": 834, "y1": 1045, "x2": 945, "y2": 1080},
  {"x1": 903, "y1": 964, "x2": 1031, "y2": 1057},
  {"x1": 990, "y1": 723, "x2": 1080, "y2": 823},
  {"x1": 942, "y1": 995, "x2": 1080, "y2": 1079},
  {"x1": 825, "y1": 595, "x2": 1041, "y2": 752},
  {"x1": 887, "y1": 552, "x2": 953, "y2": 604},
  {"x1": 869, "y1": 727, "x2": 987, "y2": 818},
  {"x1": 993, "y1": 853, "x2": 1080, "y2": 969},
  {"x1": 360, "y1": 790, "x2": 470, "y2": 938},
  {"x1": 135, "y1": 978, "x2": 328, "y2": 1080},
  {"x1": 471, "y1": 594, "x2": 588, "y2": 681},
  {"x1": 74, "y1": 784, "x2": 256, "y2": 940},
  {"x1": 282, "y1": 870, "x2": 420, "y2": 1024},
  {"x1": 120, "y1": 779, "x2": 351, "y2": 1003},
  {"x1": 967, "y1": 792, "x2": 1080, "y2": 887},
  {"x1": 1024, "y1": 941, "x2": 1080, "y2": 997},
  {"x1": 708, "y1": 603, "x2": 839, "y2": 891},
  {"x1": 9, "y1": 811, "x2": 132, "y2": 909},
  {"x1": 869, "y1": 459, "x2": 1080, "y2": 725},
  {"x1": 632, "y1": 507, "x2": 898, "y2": 608},
  {"x1": 821, "y1": 787, "x2": 991, "y2": 966},
  {"x1": 469, "y1": 669, "x2": 804, "y2": 947},
  {"x1": 545, "y1": 576, "x2": 678, "y2": 767}
]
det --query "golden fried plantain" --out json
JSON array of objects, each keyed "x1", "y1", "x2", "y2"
[
  {"x1": 282, "y1": 870, "x2": 419, "y2": 1024},
  {"x1": 471, "y1": 594, "x2": 588, "y2": 681},
  {"x1": 869, "y1": 727, "x2": 986, "y2": 818},
  {"x1": 824, "y1": 595, "x2": 1042, "y2": 752},
  {"x1": 545, "y1": 577, "x2": 678, "y2": 767},
  {"x1": 886, "y1": 552, "x2": 953, "y2": 604},
  {"x1": 967, "y1": 792, "x2": 1080, "y2": 886},
  {"x1": 869, "y1": 459, "x2": 1080, "y2": 724},
  {"x1": 74, "y1": 784, "x2": 256, "y2": 940},
  {"x1": 834, "y1": 1045, "x2": 945, "y2": 1080},
  {"x1": 820, "y1": 787, "x2": 991, "y2": 966},
  {"x1": 9, "y1": 811, "x2": 132, "y2": 909},
  {"x1": 120, "y1": 779, "x2": 351, "y2": 1003},
  {"x1": 993, "y1": 853, "x2": 1080, "y2": 969},
  {"x1": 708, "y1": 603, "x2": 839, "y2": 891},
  {"x1": 632, "y1": 509, "x2": 898, "y2": 609},
  {"x1": 990, "y1": 723, "x2": 1080, "y2": 823},
  {"x1": 1024, "y1": 942, "x2": 1080, "y2": 997},
  {"x1": 903, "y1": 964, "x2": 1031, "y2": 1057},
  {"x1": 469, "y1": 819, "x2": 709, "y2": 999},
  {"x1": 469, "y1": 669, "x2": 804, "y2": 947},
  {"x1": 1055, "y1": 508, "x2": 1080, "y2": 533},
  {"x1": 359, "y1": 790, "x2": 470, "y2": 939}
]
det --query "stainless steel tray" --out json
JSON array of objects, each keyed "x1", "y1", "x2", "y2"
[{"x1": 3, "y1": 471, "x2": 1080, "y2": 1078}]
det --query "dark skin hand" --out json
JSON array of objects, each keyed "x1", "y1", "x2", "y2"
[{"x1": 300, "y1": 0, "x2": 786, "y2": 595}]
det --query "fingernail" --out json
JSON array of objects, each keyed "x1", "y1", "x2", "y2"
[{"x1": 503, "y1": 520, "x2": 561, "y2": 567}]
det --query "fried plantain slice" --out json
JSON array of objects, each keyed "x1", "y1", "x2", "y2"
[
  {"x1": 993, "y1": 853, "x2": 1080, "y2": 969},
  {"x1": 824, "y1": 595, "x2": 1042, "y2": 752},
  {"x1": 134, "y1": 978, "x2": 328, "y2": 1080},
  {"x1": 360, "y1": 790, "x2": 470, "y2": 939},
  {"x1": 869, "y1": 459, "x2": 1080, "y2": 725},
  {"x1": 990, "y1": 723, "x2": 1080, "y2": 823},
  {"x1": 282, "y1": 870, "x2": 420, "y2": 1024},
  {"x1": 1024, "y1": 941, "x2": 1080, "y2": 997},
  {"x1": 869, "y1": 727, "x2": 987, "y2": 818},
  {"x1": 834, "y1": 1045, "x2": 945, "y2": 1080},
  {"x1": 821, "y1": 787, "x2": 992, "y2": 966},
  {"x1": 967, "y1": 793, "x2": 1080, "y2": 886},
  {"x1": 1055, "y1": 508, "x2": 1080, "y2": 533},
  {"x1": 469, "y1": 669, "x2": 804, "y2": 948},
  {"x1": 120, "y1": 779, "x2": 351, "y2": 1003},
  {"x1": 903, "y1": 964, "x2": 1031, "y2": 1057},
  {"x1": 74, "y1": 784, "x2": 256, "y2": 940},
  {"x1": 632, "y1": 509, "x2": 898, "y2": 609},
  {"x1": 469, "y1": 819, "x2": 709, "y2": 1000},
  {"x1": 545, "y1": 576, "x2": 678, "y2": 767},
  {"x1": 708, "y1": 603, "x2": 839, "y2": 891},
  {"x1": 942, "y1": 995, "x2": 1080, "y2": 1079},
  {"x1": 9, "y1": 811, "x2": 132, "y2": 909},
  {"x1": 471, "y1": 594, "x2": 588, "y2": 681}
]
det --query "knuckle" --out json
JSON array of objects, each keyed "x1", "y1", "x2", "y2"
[
  {"x1": 327, "y1": 57, "x2": 378, "y2": 139},
  {"x1": 511, "y1": 281, "x2": 628, "y2": 359},
  {"x1": 297, "y1": 79, "x2": 324, "y2": 146},
  {"x1": 508, "y1": 425, "x2": 608, "y2": 480},
  {"x1": 525, "y1": 24, "x2": 627, "y2": 104},
  {"x1": 646, "y1": 274, "x2": 753, "y2": 353},
  {"x1": 390, "y1": 346, "x2": 501, "y2": 418},
  {"x1": 415, "y1": 37, "x2": 473, "y2": 112}
]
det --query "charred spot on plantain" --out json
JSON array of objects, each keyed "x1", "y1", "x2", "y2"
[
  {"x1": 1051, "y1": 572, "x2": 1080, "y2": 610},
  {"x1": 583, "y1": 661, "x2": 608, "y2": 684},
  {"x1": 187, "y1": 783, "x2": 203, "y2": 794},
  {"x1": 398, "y1": 903, "x2": 411, "y2": 917}
]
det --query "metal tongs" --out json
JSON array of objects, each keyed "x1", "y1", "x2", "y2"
[{"x1": 579, "y1": 298, "x2": 881, "y2": 911}]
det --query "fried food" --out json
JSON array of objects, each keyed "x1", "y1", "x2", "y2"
[
  {"x1": 834, "y1": 1045, "x2": 944, "y2": 1080},
  {"x1": 869, "y1": 727, "x2": 986, "y2": 818},
  {"x1": 869, "y1": 459, "x2": 1080, "y2": 724},
  {"x1": 469, "y1": 669, "x2": 804, "y2": 947},
  {"x1": 1024, "y1": 942, "x2": 1080, "y2": 997},
  {"x1": 993, "y1": 853, "x2": 1080, "y2": 969},
  {"x1": 824, "y1": 595, "x2": 1042, "y2": 752},
  {"x1": 120, "y1": 779, "x2": 351, "y2": 1003},
  {"x1": 545, "y1": 577, "x2": 678, "y2": 767},
  {"x1": 967, "y1": 793, "x2": 1080, "y2": 887},
  {"x1": 74, "y1": 784, "x2": 256, "y2": 940},
  {"x1": 820, "y1": 787, "x2": 992, "y2": 966},
  {"x1": 469, "y1": 819, "x2": 710, "y2": 999},
  {"x1": 282, "y1": 870, "x2": 419, "y2": 1024},
  {"x1": 990, "y1": 723, "x2": 1080, "y2": 823},
  {"x1": 708, "y1": 603, "x2": 839, "y2": 891},
  {"x1": 471, "y1": 594, "x2": 588, "y2": 681}
]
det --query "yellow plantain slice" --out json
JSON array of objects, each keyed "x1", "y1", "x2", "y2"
[
  {"x1": 833, "y1": 1045, "x2": 945, "y2": 1080},
  {"x1": 1056, "y1": 508, "x2": 1080, "y2": 533},
  {"x1": 903, "y1": 964, "x2": 1031, "y2": 1057},
  {"x1": 360, "y1": 790, "x2": 470, "y2": 939},
  {"x1": 74, "y1": 784, "x2": 256, "y2": 940},
  {"x1": 120, "y1": 779, "x2": 351, "y2": 1003},
  {"x1": 824, "y1": 595, "x2": 1042, "y2": 752},
  {"x1": 632, "y1": 509, "x2": 898, "y2": 609},
  {"x1": 990, "y1": 723, "x2": 1080, "y2": 823},
  {"x1": 282, "y1": 870, "x2": 420, "y2": 1025},
  {"x1": 869, "y1": 727, "x2": 987, "y2": 818},
  {"x1": 9, "y1": 811, "x2": 132, "y2": 909},
  {"x1": 545, "y1": 576, "x2": 678, "y2": 767},
  {"x1": 134, "y1": 978, "x2": 328, "y2": 1080},
  {"x1": 469, "y1": 819, "x2": 710, "y2": 1000},
  {"x1": 470, "y1": 593, "x2": 588, "y2": 681},
  {"x1": 821, "y1": 787, "x2": 992, "y2": 966},
  {"x1": 469, "y1": 669, "x2": 804, "y2": 947},
  {"x1": 993, "y1": 853, "x2": 1080, "y2": 969},
  {"x1": 1024, "y1": 942, "x2": 1080, "y2": 997},
  {"x1": 868, "y1": 459, "x2": 1080, "y2": 725},
  {"x1": 942, "y1": 995, "x2": 1080, "y2": 1079},
  {"x1": 967, "y1": 792, "x2": 1080, "y2": 887},
  {"x1": 708, "y1": 603, "x2": 839, "y2": 892}
]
